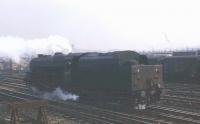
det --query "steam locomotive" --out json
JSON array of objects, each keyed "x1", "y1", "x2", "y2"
[{"x1": 27, "y1": 51, "x2": 163, "y2": 109}]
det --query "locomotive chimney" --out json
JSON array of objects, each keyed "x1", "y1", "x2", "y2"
[{"x1": 38, "y1": 54, "x2": 44, "y2": 58}]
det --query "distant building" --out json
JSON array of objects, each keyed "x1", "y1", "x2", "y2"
[
  {"x1": 0, "y1": 57, "x2": 30, "y2": 72},
  {"x1": 172, "y1": 50, "x2": 200, "y2": 56}
]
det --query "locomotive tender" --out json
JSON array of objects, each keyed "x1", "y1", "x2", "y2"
[{"x1": 28, "y1": 51, "x2": 163, "y2": 109}]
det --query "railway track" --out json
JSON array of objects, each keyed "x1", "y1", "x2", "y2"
[
  {"x1": 165, "y1": 83, "x2": 200, "y2": 93},
  {"x1": 0, "y1": 73, "x2": 167, "y2": 124},
  {"x1": 160, "y1": 95, "x2": 200, "y2": 112},
  {"x1": 0, "y1": 76, "x2": 29, "y2": 93},
  {"x1": 0, "y1": 86, "x2": 169, "y2": 124},
  {"x1": 163, "y1": 83, "x2": 200, "y2": 109},
  {"x1": 165, "y1": 89, "x2": 200, "y2": 98},
  {"x1": 1, "y1": 73, "x2": 200, "y2": 123},
  {"x1": 147, "y1": 105, "x2": 200, "y2": 124}
]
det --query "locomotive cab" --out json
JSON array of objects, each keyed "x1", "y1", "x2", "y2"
[{"x1": 131, "y1": 65, "x2": 163, "y2": 109}]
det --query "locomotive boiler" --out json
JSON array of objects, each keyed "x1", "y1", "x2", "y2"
[{"x1": 27, "y1": 51, "x2": 163, "y2": 109}]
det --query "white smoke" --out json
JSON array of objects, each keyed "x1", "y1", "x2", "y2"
[
  {"x1": 42, "y1": 87, "x2": 79, "y2": 101},
  {"x1": 0, "y1": 35, "x2": 72, "y2": 63}
]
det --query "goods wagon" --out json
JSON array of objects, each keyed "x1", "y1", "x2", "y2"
[
  {"x1": 27, "y1": 51, "x2": 163, "y2": 109},
  {"x1": 161, "y1": 56, "x2": 200, "y2": 83}
]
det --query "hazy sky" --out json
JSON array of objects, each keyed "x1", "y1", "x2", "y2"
[{"x1": 0, "y1": 0, "x2": 200, "y2": 51}]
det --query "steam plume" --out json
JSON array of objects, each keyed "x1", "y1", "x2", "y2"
[
  {"x1": 0, "y1": 35, "x2": 72, "y2": 63},
  {"x1": 31, "y1": 87, "x2": 79, "y2": 101},
  {"x1": 42, "y1": 87, "x2": 79, "y2": 101}
]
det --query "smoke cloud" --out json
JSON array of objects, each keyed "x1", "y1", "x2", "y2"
[
  {"x1": 42, "y1": 87, "x2": 79, "y2": 101},
  {"x1": 0, "y1": 35, "x2": 72, "y2": 63}
]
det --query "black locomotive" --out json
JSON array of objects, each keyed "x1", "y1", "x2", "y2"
[{"x1": 27, "y1": 51, "x2": 163, "y2": 109}]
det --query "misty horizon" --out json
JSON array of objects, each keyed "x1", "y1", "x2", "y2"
[{"x1": 0, "y1": 0, "x2": 200, "y2": 54}]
